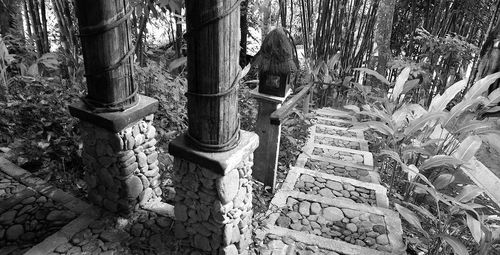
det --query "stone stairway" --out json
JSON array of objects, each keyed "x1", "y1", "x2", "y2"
[{"x1": 258, "y1": 108, "x2": 406, "y2": 255}]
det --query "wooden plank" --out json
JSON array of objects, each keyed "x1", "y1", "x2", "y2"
[
  {"x1": 253, "y1": 100, "x2": 282, "y2": 191},
  {"x1": 270, "y1": 83, "x2": 314, "y2": 125}
]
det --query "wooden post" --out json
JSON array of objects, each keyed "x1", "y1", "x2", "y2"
[
  {"x1": 185, "y1": 0, "x2": 241, "y2": 152},
  {"x1": 168, "y1": 1, "x2": 258, "y2": 253},
  {"x1": 74, "y1": 0, "x2": 137, "y2": 111},
  {"x1": 303, "y1": 90, "x2": 311, "y2": 114},
  {"x1": 70, "y1": 0, "x2": 160, "y2": 215},
  {"x1": 250, "y1": 88, "x2": 291, "y2": 191}
]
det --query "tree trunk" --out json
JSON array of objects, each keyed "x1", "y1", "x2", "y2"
[
  {"x1": 369, "y1": 0, "x2": 396, "y2": 88},
  {"x1": 185, "y1": 0, "x2": 240, "y2": 151},
  {"x1": 74, "y1": 0, "x2": 137, "y2": 111},
  {"x1": 175, "y1": 10, "x2": 182, "y2": 58},
  {"x1": 261, "y1": 0, "x2": 272, "y2": 38},
  {"x1": 0, "y1": 0, "x2": 24, "y2": 39},
  {"x1": 40, "y1": 0, "x2": 50, "y2": 52}
]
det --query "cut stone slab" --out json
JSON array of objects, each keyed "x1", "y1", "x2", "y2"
[
  {"x1": 309, "y1": 127, "x2": 369, "y2": 151},
  {"x1": 282, "y1": 167, "x2": 389, "y2": 208},
  {"x1": 263, "y1": 191, "x2": 405, "y2": 254},
  {"x1": 303, "y1": 141, "x2": 374, "y2": 167},
  {"x1": 296, "y1": 154, "x2": 380, "y2": 184},
  {"x1": 314, "y1": 124, "x2": 364, "y2": 140}
]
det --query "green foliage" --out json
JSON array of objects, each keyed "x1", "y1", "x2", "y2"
[{"x1": 345, "y1": 67, "x2": 500, "y2": 254}]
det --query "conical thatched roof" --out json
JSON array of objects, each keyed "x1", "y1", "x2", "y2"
[{"x1": 254, "y1": 28, "x2": 297, "y2": 74}]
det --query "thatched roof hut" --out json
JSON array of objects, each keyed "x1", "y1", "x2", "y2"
[{"x1": 254, "y1": 28, "x2": 297, "y2": 74}]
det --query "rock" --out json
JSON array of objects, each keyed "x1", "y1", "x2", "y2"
[
  {"x1": 194, "y1": 234, "x2": 211, "y2": 251},
  {"x1": 301, "y1": 175, "x2": 315, "y2": 183},
  {"x1": 369, "y1": 214, "x2": 385, "y2": 224},
  {"x1": 372, "y1": 225, "x2": 387, "y2": 234},
  {"x1": 216, "y1": 169, "x2": 239, "y2": 204},
  {"x1": 322, "y1": 207, "x2": 344, "y2": 222},
  {"x1": 131, "y1": 223, "x2": 143, "y2": 237},
  {"x1": 287, "y1": 212, "x2": 302, "y2": 221},
  {"x1": 67, "y1": 246, "x2": 82, "y2": 255},
  {"x1": 310, "y1": 202, "x2": 321, "y2": 215},
  {"x1": 55, "y1": 243, "x2": 73, "y2": 253},
  {"x1": 6, "y1": 224, "x2": 24, "y2": 240},
  {"x1": 299, "y1": 201, "x2": 311, "y2": 216},
  {"x1": 344, "y1": 184, "x2": 355, "y2": 191},
  {"x1": 318, "y1": 188, "x2": 335, "y2": 198},
  {"x1": 174, "y1": 204, "x2": 188, "y2": 222},
  {"x1": 147, "y1": 151, "x2": 158, "y2": 164},
  {"x1": 222, "y1": 244, "x2": 238, "y2": 255},
  {"x1": 290, "y1": 222, "x2": 303, "y2": 231},
  {"x1": 277, "y1": 216, "x2": 292, "y2": 228},
  {"x1": 0, "y1": 210, "x2": 17, "y2": 225},
  {"x1": 376, "y1": 234, "x2": 389, "y2": 245},
  {"x1": 22, "y1": 197, "x2": 36, "y2": 204},
  {"x1": 100, "y1": 231, "x2": 130, "y2": 243},
  {"x1": 287, "y1": 197, "x2": 298, "y2": 207},
  {"x1": 326, "y1": 181, "x2": 343, "y2": 191},
  {"x1": 342, "y1": 208, "x2": 362, "y2": 218},
  {"x1": 174, "y1": 222, "x2": 187, "y2": 239},
  {"x1": 340, "y1": 190, "x2": 351, "y2": 197},
  {"x1": 346, "y1": 223, "x2": 358, "y2": 233},
  {"x1": 121, "y1": 162, "x2": 138, "y2": 176},
  {"x1": 46, "y1": 210, "x2": 76, "y2": 221},
  {"x1": 125, "y1": 175, "x2": 143, "y2": 199}
]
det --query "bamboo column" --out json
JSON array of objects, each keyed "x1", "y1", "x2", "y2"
[
  {"x1": 69, "y1": 0, "x2": 161, "y2": 215},
  {"x1": 168, "y1": 0, "x2": 259, "y2": 253}
]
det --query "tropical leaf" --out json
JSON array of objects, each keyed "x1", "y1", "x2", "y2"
[
  {"x1": 455, "y1": 120, "x2": 499, "y2": 138},
  {"x1": 380, "y1": 150, "x2": 403, "y2": 165},
  {"x1": 392, "y1": 67, "x2": 411, "y2": 101},
  {"x1": 404, "y1": 112, "x2": 448, "y2": 136},
  {"x1": 438, "y1": 234, "x2": 469, "y2": 255},
  {"x1": 392, "y1": 103, "x2": 427, "y2": 129},
  {"x1": 487, "y1": 86, "x2": 500, "y2": 107},
  {"x1": 343, "y1": 105, "x2": 360, "y2": 113},
  {"x1": 454, "y1": 135, "x2": 482, "y2": 162},
  {"x1": 455, "y1": 184, "x2": 484, "y2": 203},
  {"x1": 404, "y1": 202, "x2": 438, "y2": 222},
  {"x1": 241, "y1": 64, "x2": 251, "y2": 79},
  {"x1": 433, "y1": 173, "x2": 455, "y2": 189},
  {"x1": 466, "y1": 212, "x2": 483, "y2": 243},
  {"x1": 420, "y1": 155, "x2": 463, "y2": 170},
  {"x1": 429, "y1": 79, "x2": 468, "y2": 112},
  {"x1": 406, "y1": 164, "x2": 419, "y2": 181},
  {"x1": 401, "y1": 79, "x2": 421, "y2": 95},
  {"x1": 354, "y1": 67, "x2": 390, "y2": 86},
  {"x1": 364, "y1": 121, "x2": 395, "y2": 136},
  {"x1": 464, "y1": 72, "x2": 500, "y2": 100},
  {"x1": 444, "y1": 97, "x2": 489, "y2": 129},
  {"x1": 395, "y1": 204, "x2": 428, "y2": 237},
  {"x1": 168, "y1": 56, "x2": 187, "y2": 71}
]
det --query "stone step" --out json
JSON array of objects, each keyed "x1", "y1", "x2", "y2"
[
  {"x1": 308, "y1": 126, "x2": 369, "y2": 151},
  {"x1": 315, "y1": 116, "x2": 355, "y2": 128},
  {"x1": 302, "y1": 141, "x2": 374, "y2": 167},
  {"x1": 282, "y1": 167, "x2": 389, "y2": 208},
  {"x1": 315, "y1": 109, "x2": 356, "y2": 122},
  {"x1": 313, "y1": 124, "x2": 365, "y2": 140},
  {"x1": 260, "y1": 191, "x2": 405, "y2": 254},
  {"x1": 296, "y1": 154, "x2": 380, "y2": 184}
]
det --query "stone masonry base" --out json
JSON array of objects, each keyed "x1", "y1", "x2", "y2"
[
  {"x1": 80, "y1": 114, "x2": 161, "y2": 215},
  {"x1": 170, "y1": 131, "x2": 259, "y2": 254}
]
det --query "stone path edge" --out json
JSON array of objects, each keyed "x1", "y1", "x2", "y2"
[
  {"x1": 303, "y1": 141, "x2": 374, "y2": 166},
  {"x1": 282, "y1": 167, "x2": 389, "y2": 208},
  {"x1": 264, "y1": 191, "x2": 406, "y2": 254},
  {"x1": 308, "y1": 126, "x2": 369, "y2": 151}
]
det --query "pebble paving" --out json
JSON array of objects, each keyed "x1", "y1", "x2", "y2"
[{"x1": 258, "y1": 108, "x2": 406, "y2": 254}]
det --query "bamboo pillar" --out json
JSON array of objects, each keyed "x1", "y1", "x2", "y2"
[
  {"x1": 168, "y1": 1, "x2": 258, "y2": 253},
  {"x1": 69, "y1": 0, "x2": 160, "y2": 215},
  {"x1": 185, "y1": 0, "x2": 241, "y2": 152}
]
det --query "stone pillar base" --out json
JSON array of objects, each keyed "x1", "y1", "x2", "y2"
[
  {"x1": 69, "y1": 95, "x2": 161, "y2": 215},
  {"x1": 169, "y1": 131, "x2": 259, "y2": 254}
]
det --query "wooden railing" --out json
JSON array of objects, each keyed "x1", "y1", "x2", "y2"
[{"x1": 270, "y1": 82, "x2": 315, "y2": 125}]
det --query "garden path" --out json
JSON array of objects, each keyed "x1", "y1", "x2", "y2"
[{"x1": 257, "y1": 107, "x2": 407, "y2": 255}]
